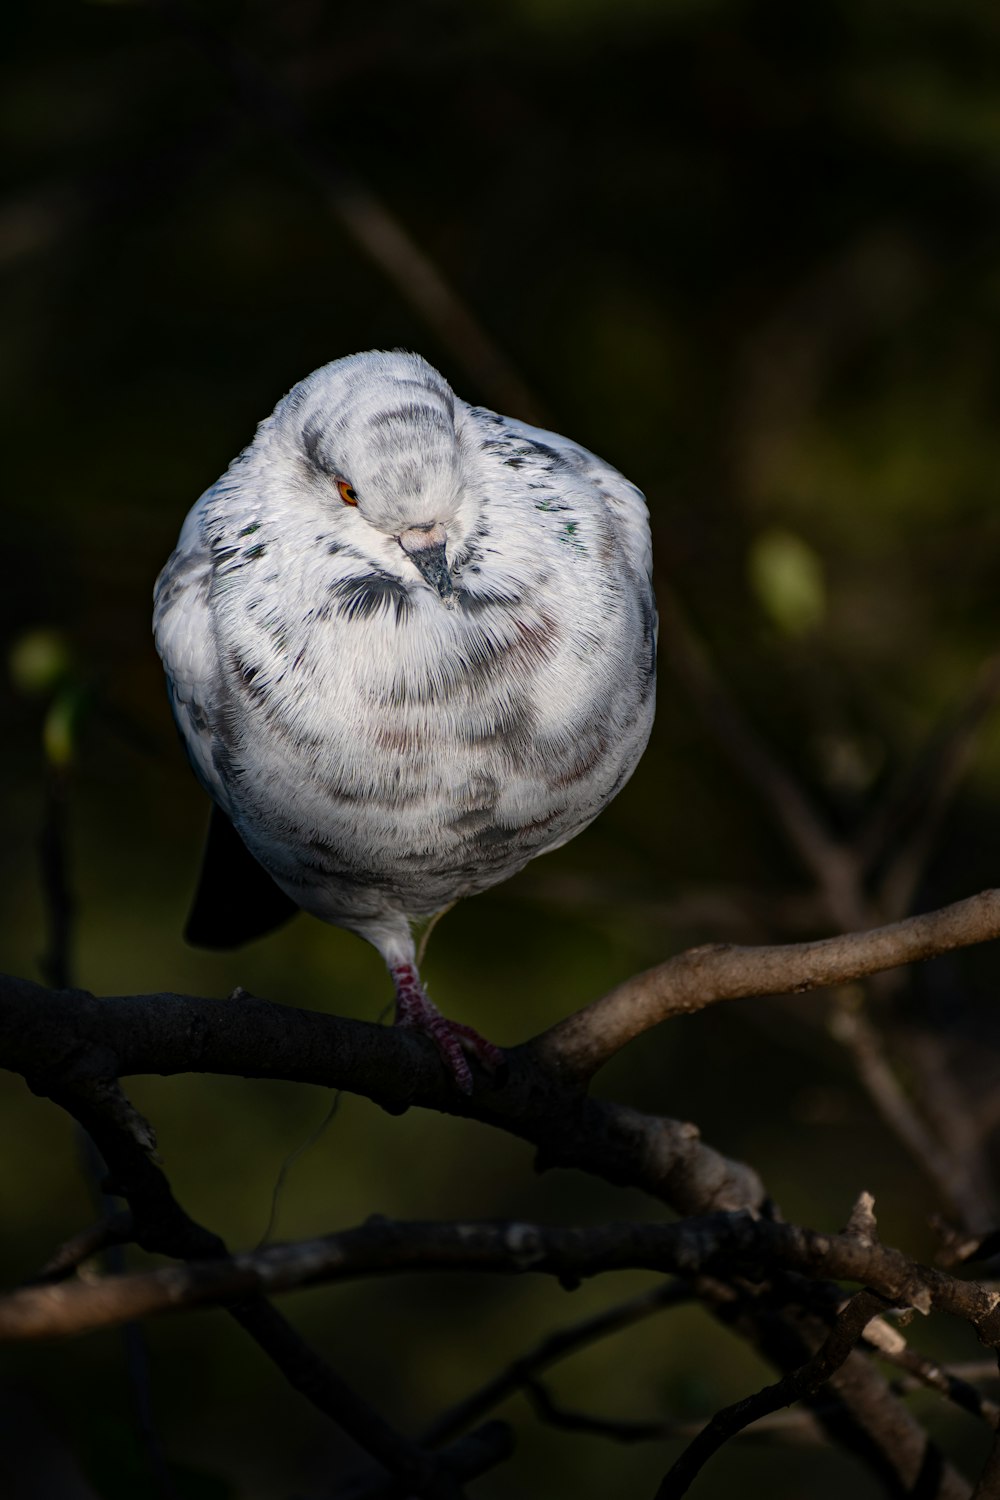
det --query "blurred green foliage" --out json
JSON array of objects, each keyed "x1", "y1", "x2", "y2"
[
  {"x1": 748, "y1": 527, "x2": 827, "y2": 636},
  {"x1": 4, "y1": 0, "x2": 1000, "y2": 1496}
]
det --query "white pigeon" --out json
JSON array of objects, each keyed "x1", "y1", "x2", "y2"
[{"x1": 154, "y1": 350, "x2": 656, "y2": 1090}]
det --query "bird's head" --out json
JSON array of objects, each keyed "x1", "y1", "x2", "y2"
[{"x1": 264, "y1": 350, "x2": 474, "y2": 603}]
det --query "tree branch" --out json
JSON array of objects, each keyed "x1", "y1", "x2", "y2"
[
  {"x1": 0, "y1": 971, "x2": 767, "y2": 1216},
  {"x1": 0, "y1": 882, "x2": 996, "y2": 1369},
  {"x1": 828, "y1": 997, "x2": 991, "y2": 1230},
  {"x1": 533, "y1": 888, "x2": 1000, "y2": 1079},
  {"x1": 29, "y1": 1211, "x2": 135, "y2": 1285},
  {"x1": 422, "y1": 1280, "x2": 692, "y2": 1448},
  {"x1": 655, "y1": 1289, "x2": 889, "y2": 1498},
  {"x1": 51, "y1": 1084, "x2": 482, "y2": 1500},
  {"x1": 3, "y1": 1211, "x2": 1000, "y2": 1346},
  {"x1": 5, "y1": 882, "x2": 999, "y2": 1497},
  {"x1": 972, "y1": 1429, "x2": 1000, "y2": 1500},
  {"x1": 863, "y1": 1319, "x2": 1000, "y2": 1430}
]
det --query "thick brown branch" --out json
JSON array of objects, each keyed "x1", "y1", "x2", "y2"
[
  {"x1": 9, "y1": 895, "x2": 997, "y2": 1100},
  {"x1": 3, "y1": 1212, "x2": 999, "y2": 1347},
  {"x1": 0, "y1": 971, "x2": 766, "y2": 1216},
  {"x1": 5, "y1": 890, "x2": 999, "y2": 1215}
]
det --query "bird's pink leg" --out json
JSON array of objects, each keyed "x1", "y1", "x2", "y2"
[{"x1": 390, "y1": 961, "x2": 504, "y2": 1093}]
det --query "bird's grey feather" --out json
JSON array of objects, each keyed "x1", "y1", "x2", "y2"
[{"x1": 154, "y1": 350, "x2": 656, "y2": 969}]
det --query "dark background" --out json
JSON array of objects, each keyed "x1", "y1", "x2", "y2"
[{"x1": 4, "y1": 1, "x2": 1000, "y2": 1495}]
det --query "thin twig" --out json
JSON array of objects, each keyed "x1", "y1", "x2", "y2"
[
  {"x1": 522, "y1": 1378, "x2": 681, "y2": 1443},
  {"x1": 654, "y1": 1290, "x2": 888, "y2": 1498},
  {"x1": 828, "y1": 994, "x2": 987, "y2": 1230},
  {"x1": 658, "y1": 588, "x2": 864, "y2": 930},
  {"x1": 30, "y1": 1211, "x2": 135, "y2": 1285},
  {"x1": 973, "y1": 1432, "x2": 1000, "y2": 1500},
  {"x1": 861, "y1": 654, "x2": 1000, "y2": 915},
  {"x1": 864, "y1": 1324, "x2": 1000, "y2": 1430},
  {"x1": 972, "y1": 1357, "x2": 1000, "y2": 1500},
  {"x1": 332, "y1": 1424, "x2": 515, "y2": 1500},
  {"x1": 416, "y1": 902, "x2": 458, "y2": 968},
  {"x1": 523, "y1": 1381, "x2": 826, "y2": 1445},
  {"x1": 257, "y1": 1090, "x2": 345, "y2": 1249},
  {"x1": 422, "y1": 1280, "x2": 691, "y2": 1447},
  {"x1": 901, "y1": 1028, "x2": 1000, "y2": 1232}
]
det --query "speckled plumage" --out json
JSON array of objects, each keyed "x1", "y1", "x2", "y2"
[{"x1": 154, "y1": 350, "x2": 655, "y2": 1086}]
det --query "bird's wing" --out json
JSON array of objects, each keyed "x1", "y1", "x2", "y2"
[
  {"x1": 154, "y1": 500, "x2": 300, "y2": 949},
  {"x1": 470, "y1": 410, "x2": 654, "y2": 584},
  {"x1": 152, "y1": 502, "x2": 224, "y2": 804}
]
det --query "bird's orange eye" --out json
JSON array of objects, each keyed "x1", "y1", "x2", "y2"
[{"x1": 337, "y1": 479, "x2": 359, "y2": 506}]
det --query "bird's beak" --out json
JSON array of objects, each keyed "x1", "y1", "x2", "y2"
[{"x1": 398, "y1": 522, "x2": 454, "y2": 603}]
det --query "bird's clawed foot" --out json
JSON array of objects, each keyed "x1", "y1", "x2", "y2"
[{"x1": 390, "y1": 961, "x2": 505, "y2": 1093}]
